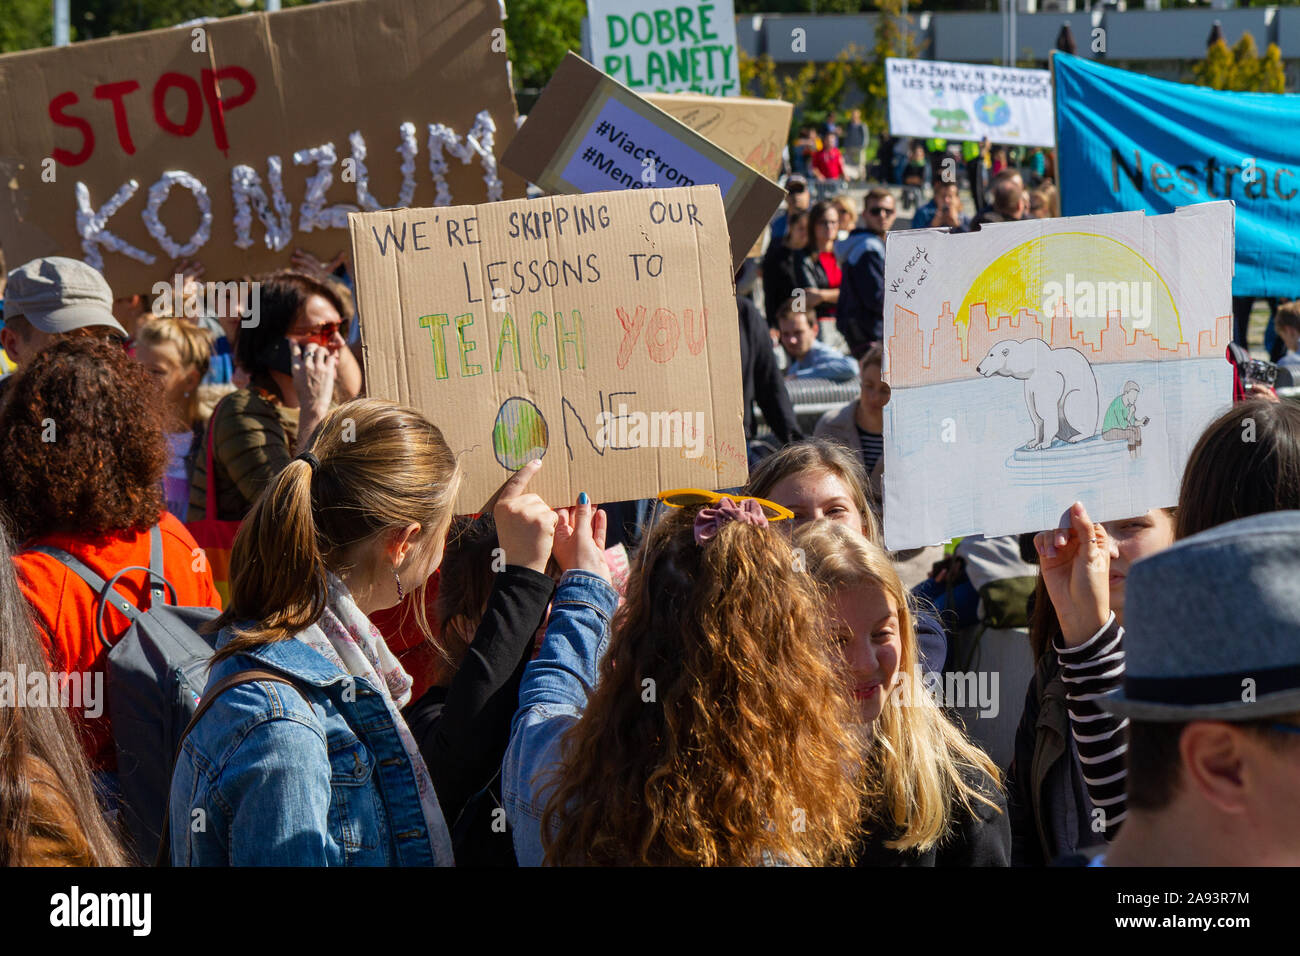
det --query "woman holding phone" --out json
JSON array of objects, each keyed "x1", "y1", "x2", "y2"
[{"x1": 188, "y1": 270, "x2": 357, "y2": 522}]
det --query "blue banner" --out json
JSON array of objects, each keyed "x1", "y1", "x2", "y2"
[{"x1": 1054, "y1": 53, "x2": 1300, "y2": 298}]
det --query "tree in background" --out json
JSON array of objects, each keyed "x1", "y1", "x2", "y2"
[
  {"x1": 1259, "y1": 42, "x2": 1286, "y2": 94},
  {"x1": 1192, "y1": 33, "x2": 1285, "y2": 93},
  {"x1": 1, "y1": 0, "x2": 55, "y2": 51},
  {"x1": 504, "y1": 0, "x2": 586, "y2": 92},
  {"x1": 857, "y1": 0, "x2": 918, "y2": 136}
]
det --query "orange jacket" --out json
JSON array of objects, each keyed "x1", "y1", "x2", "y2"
[{"x1": 14, "y1": 512, "x2": 222, "y2": 770}]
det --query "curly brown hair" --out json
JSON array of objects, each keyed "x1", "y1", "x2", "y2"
[
  {"x1": 540, "y1": 506, "x2": 867, "y2": 866},
  {"x1": 0, "y1": 337, "x2": 168, "y2": 543}
]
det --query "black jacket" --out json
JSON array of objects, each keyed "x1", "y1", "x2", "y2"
[
  {"x1": 761, "y1": 243, "x2": 803, "y2": 324},
  {"x1": 1005, "y1": 650, "x2": 1104, "y2": 866},
  {"x1": 737, "y1": 295, "x2": 802, "y2": 445},
  {"x1": 795, "y1": 250, "x2": 836, "y2": 320},
  {"x1": 853, "y1": 762, "x2": 1011, "y2": 867},
  {"x1": 404, "y1": 565, "x2": 556, "y2": 866}
]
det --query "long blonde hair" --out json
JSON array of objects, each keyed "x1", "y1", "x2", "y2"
[
  {"x1": 745, "y1": 439, "x2": 883, "y2": 545},
  {"x1": 211, "y1": 399, "x2": 460, "y2": 659},
  {"x1": 795, "y1": 521, "x2": 1002, "y2": 852},
  {"x1": 540, "y1": 506, "x2": 867, "y2": 865}
]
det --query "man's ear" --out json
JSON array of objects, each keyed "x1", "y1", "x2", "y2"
[
  {"x1": 0, "y1": 325, "x2": 23, "y2": 365},
  {"x1": 1181, "y1": 722, "x2": 1251, "y2": 816}
]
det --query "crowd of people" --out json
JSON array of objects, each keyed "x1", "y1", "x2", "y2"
[{"x1": 0, "y1": 130, "x2": 1298, "y2": 870}]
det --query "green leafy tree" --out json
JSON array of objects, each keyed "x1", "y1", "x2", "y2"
[
  {"x1": 1259, "y1": 43, "x2": 1286, "y2": 94},
  {"x1": 1230, "y1": 33, "x2": 1261, "y2": 91},
  {"x1": 504, "y1": 0, "x2": 585, "y2": 92},
  {"x1": 739, "y1": 51, "x2": 783, "y2": 101},
  {"x1": 0, "y1": 0, "x2": 55, "y2": 52},
  {"x1": 1192, "y1": 37, "x2": 1235, "y2": 88},
  {"x1": 859, "y1": 0, "x2": 918, "y2": 136},
  {"x1": 1191, "y1": 31, "x2": 1286, "y2": 93}
]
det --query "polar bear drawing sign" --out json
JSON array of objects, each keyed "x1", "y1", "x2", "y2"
[
  {"x1": 976, "y1": 338, "x2": 1099, "y2": 450},
  {"x1": 880, "y1": 203, "x2": 1236, "y2": 550}
]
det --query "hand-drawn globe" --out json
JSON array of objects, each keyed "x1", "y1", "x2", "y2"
[
  {"x1": 975, "y1": 94, "x2": 1011, "y2": 127},
  {"x1": 492, "y1": 397, "x2": 548, "y2": 470}
]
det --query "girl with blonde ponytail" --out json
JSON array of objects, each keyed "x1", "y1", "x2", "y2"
[
  {"x1": 168, "y1": 398, "x2": 557, "y2": 865},
  {"x1": 794, "y1": 520, "x2": 1010, "y2": 866}
]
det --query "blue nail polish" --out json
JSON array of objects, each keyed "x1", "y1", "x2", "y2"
[{"x1": 578, "y1": 492, "x2": 589, "y2": 505}]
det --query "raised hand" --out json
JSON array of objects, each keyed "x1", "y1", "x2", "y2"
[
  {"x1": 553, "y1": 494, "x2": 611, "y2": 583},
  {"x1": 291, "y1": 341, "x2": 338, "y2": 418},
  {"x1": 492, "y1": 459, "x2": 558, "y2": 575},
  {"x1": 1033, "y1": 501, "x2": 1117, "y2": 647}
]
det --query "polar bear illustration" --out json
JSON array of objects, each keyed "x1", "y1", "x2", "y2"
[{"x1": 975, "y1": 338, "x2": 1099, "y2": 450}]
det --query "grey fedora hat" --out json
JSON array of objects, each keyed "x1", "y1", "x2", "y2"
[
  {"x1": 3, "y1": 256, "x2": 126, "y2": 336},
  {"x1": 1100, "y1": 510, "x2": 1300, "y2": 722}
]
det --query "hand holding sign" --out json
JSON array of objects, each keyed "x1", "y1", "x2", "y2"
[
  {"x1": 1033, "y1": 502, "x2": 1117, "y2": 648},
  {"x1": 493, "y1": 459, "x2": 559, "y2": 575},
  {"x1": 553, "y1": 495, "x2": 611, "y2": 583}
]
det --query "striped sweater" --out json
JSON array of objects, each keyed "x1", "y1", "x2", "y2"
[{"x1": 1053, "y1": 614, "x2": 1128, "y2": 835}]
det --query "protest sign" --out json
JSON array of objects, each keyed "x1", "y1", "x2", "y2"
[
  {"x1": 881, "y1": 202, "x2": 1235, "y2": 550},
  {"x1": 643, "y1": 93, "x2": 791, "y2": 181},
  {"x1": 645, "y1": 92, "x2": 791, "y2": 258},
  {"x1": 588, "y1": 0, "x2": 740, "y2": 96},
  {"x1": 348, "y1": 186, "x2": 747, "y2": 512},
  {"x1": 886, "y1": 57, "x2": 1055, "y2": 147},
  {"x1": 1055, "y1": 52, "x2": 1300, "y2": 298},
  {"x1": 0, "y1": 0, "x2": 521, "y2": 295},
  {"x1": 503, "y1": 53, "x2": 783, "y2": 271}
]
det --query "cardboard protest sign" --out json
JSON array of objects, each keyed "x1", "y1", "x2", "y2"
[
  {"x1": 0, "y1": 0, "x2": 521, "y2": 295},
  {"x1": 644, "y1": 92, "x2": 791, "y2": 258},
  {"x1": 881, "y1": 202, "x2": 1235, "y2": 550},
  {"x1": 503, "y1": 53, "x2": 783, "y2": 271},
  {"x1": 887, "y1": 57, "x2": 1055, "y2": 147},
  {"x1": 348, "y1": 186, "x2": 747, "y2": 512},
  {"x1": 643, "y1": 93, "x2": 791, "y2": 181},
  {"x1": 1056, "y1": 53, "x2": 1300, "y2": 297},
  {"x1": 588, "y1": 0, "x2": 740, "y2": 96}
]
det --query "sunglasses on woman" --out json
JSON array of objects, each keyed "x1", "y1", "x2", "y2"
[
  {"x1": 658, "y1": 488, "x2": 794, "y2": 521},
  {"x1": 291, "y1": 321, "x2": 348, "y2": 347}
]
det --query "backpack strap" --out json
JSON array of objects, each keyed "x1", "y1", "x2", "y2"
[
  {"x1": 154, "y1": 667, "x2": 309, "y2": 867},
  {"x1": 149, "y1": 524, "x2": 165, "y2": 586},
  {"x1": 27, "y1": 540, "x2": 179, "y2": 649}
]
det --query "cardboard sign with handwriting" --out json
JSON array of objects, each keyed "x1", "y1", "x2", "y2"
[
  {"x1": 349, "y1": 186, "x2": 747, "y2": 512},
  {"x1": 502, "y1": 53, "x2": 783, "y2": 272},
  {"x1": 0, "y1": 0, "x2": 520, "y2": 294}
]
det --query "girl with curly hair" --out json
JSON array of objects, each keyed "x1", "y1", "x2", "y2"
[
  {"x1": 504, "y1": 495, "x2": 867, "y2": 866},
  {"x1": 0, "y1": 338, "x2": 222, "y2": 775},
  {"x1": 794, "y1": 520, "x2": 1009, "y2": 866}
]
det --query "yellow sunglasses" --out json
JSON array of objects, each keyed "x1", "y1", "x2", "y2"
[{"x1": 657, "y1": 488, "x2": 794, "y2": 521}]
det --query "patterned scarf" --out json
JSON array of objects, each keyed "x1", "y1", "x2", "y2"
[{"x1": 294, "y1": 574, "x2": 454, "y2": 866}]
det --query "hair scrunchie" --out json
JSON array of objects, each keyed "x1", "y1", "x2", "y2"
[{"x1": 693, "y1": 497, "x2": 768, "y2": 545}]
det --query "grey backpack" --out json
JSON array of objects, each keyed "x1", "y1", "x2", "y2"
[{"x1": 30, "y1": 524, "x2": 220, "y2": 863}]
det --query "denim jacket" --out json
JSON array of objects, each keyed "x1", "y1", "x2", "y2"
[
  {"x1": 503, "y1": 570, "x2": 619, "y2": 866},
  {"x1": 168, "y1": 629, "x2": 453, "y2": 866}
]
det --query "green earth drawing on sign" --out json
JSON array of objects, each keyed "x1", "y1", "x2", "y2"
[
  {"x1": 492, "y1": 397, "x2": 548, "y2": 470},
  {"x1": 929, "y1": 107, "x2": 971, "y2": 134}
]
